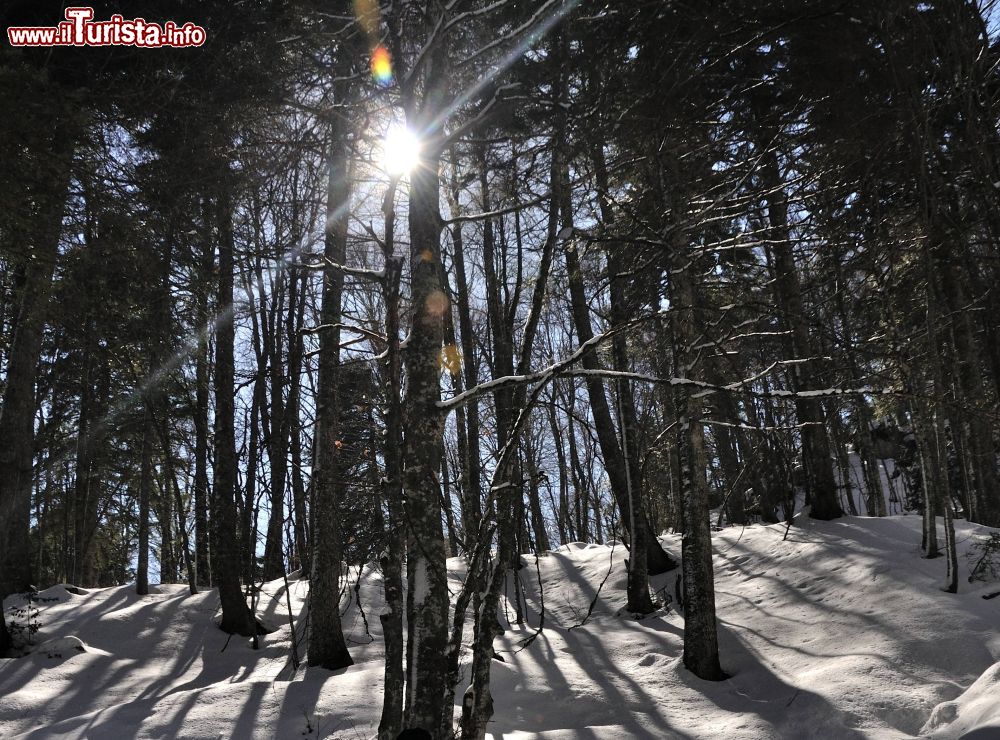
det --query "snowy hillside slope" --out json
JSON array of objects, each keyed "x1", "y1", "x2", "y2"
[{"x1": 1, "y1": 515, "x2": 998, "y2": 739}]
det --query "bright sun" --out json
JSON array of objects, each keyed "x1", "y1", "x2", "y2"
[{"x1": 382, "y1": 124, "x2": 421, "y2": 176}]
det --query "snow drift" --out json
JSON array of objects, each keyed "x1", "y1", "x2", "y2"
[{"x1": 1, "y1": 514, "x2": 998, "y2": 738}]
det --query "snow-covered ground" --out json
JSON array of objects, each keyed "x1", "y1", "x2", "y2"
[{"x1": 2, "y1": 514, "x2": 998, "y2": 739}]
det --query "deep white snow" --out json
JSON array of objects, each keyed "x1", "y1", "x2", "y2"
[{"x1": 2, "y1": 514, "x2": 998, "y2": 739}]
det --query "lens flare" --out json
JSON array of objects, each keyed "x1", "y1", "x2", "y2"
[{"x1": 371, "y1": 45, "x2": 393, "y2": 87}]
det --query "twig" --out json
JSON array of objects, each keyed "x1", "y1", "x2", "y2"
[{"x1": 569, "y1": 538, "x2": 618, "y2": 631}]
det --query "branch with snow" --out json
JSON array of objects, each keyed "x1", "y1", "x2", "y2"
[
  {"x1": 439, "y1": 328, "x2": 900, "y2": 412},
  {"x1": 299, "y1": 257, "x2": 386, "y2": 282}
]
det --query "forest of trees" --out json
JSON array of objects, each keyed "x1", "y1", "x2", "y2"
[{"x1": 2, "y1": 0, "x2": 999, "y2": 736}]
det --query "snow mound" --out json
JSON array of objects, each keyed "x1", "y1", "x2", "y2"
[
  {"x1": 1, "y1": 516, "x2": 997, "y2": 739},
  {"x1": 38, "y1": 583, "x2": 90, "y2": 603},
  {"x1": 33, "y1": 636, "x2": 110, "y2": 660},
  {"x1": 26, "y1": 584, "x2": 85, "y2": 604},
  {"x1": 922, "y1": 661, "x2": 1000, "y2": 738}
]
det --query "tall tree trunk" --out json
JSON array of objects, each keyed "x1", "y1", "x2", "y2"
[
  {"x1": 831, "y1": 256, "x2": 885, "y2": 516},
  {"x1": 943, "y1": 493, "x2": 959, "y2": 593},
  {"x1": 523, "y1": 435, "x2": 550, "y2": 552},
  {"x1": 263, "y1": 271, "x2": 291, "y2": 581},
  {"x1": 136, "y1": 416, "x2": 152, "y2": 596},
  {"x1": 308, "y1": 121, "x2": 355, "y2": 671},
  {"x1": 564, "y1": 239, "x2": 676, "y2": 576},
  {"x1": 546, "y1": 401, "x2": 574, "y2": 543},
  {"x1": 400, "y1": 120, "x2": 450, "y2": 737},
  {"x1": 243, "y1": 360, "x2": 264, "y2": 586},
  {"x1": 158, "y1": 475, "x2": 176, "y2": 584},
  {"x1": 934, "y1": 251, "x2": 1000, "y2": 526},
  {"x1": 591, "y1": 136, "x2": 658, "y2": 611},
  {"x1": 150, "y1": 233, "x2": 177, "y2": 585},
  {"x1": 378, "y1": 251, "x2": 406, "y2": 740},
  {"x1": 194, "y1": 203, "x2": 213, "y2": 588},
  {"x1": 156, "y1": 416, "x2": 198, "y2": 595},
  {"x1": 759, "y1": 149, "x2": 841, "y2": 520},
  {"x1": 0, "y1": 126, "x2": 71, "y2": 655},
  {"x1": 562, "y1": 387, "x2": 589, "y2": 540},
  {"x1": 286, "y1": 269, "x2": 309, "y2": 574},
  {"x1": 671, "y1": 239, "x2": 725, "y2": 682},
  {"x1": 213, "y1": 186, "x2": 256, "y2": 637},
  {"x1": 72, "y1": 346, "x2": 100, "y2": 587},
  {"x1": 446, "y1": 152, "x2": 483, "y2": 549}
]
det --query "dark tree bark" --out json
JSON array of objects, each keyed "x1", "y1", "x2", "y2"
[
  {"x1": 523, "y1": 434, "x2": 550, "y2": 553},
  {"x1": 307, "y1": 120, "x2": 354, "y2": 671},
  {"x1": 934, "y1": 251, "x2": 1000, "y2": 527},
  {"x1": 671, "y1": 238, "x2": 725, "y2": 682},
  {"x1": 400, "y1": 130, "x2": 451, "y2": 738},
  {"x1": 592, "y1": 138, "x2": 658, "y2": 612},
  {"x1": 286, "y1": 269, "x2": 310, "y2": 574},
  {"x1": 262, "y1": 266, "x2": 291, "y2": 581},
  {"x1": 158, "y1": 473, "x2": 176, "y2": 584},
  {"x1": 378, "y1": 249, "x2": 406, "y2": 740},
  {"x1": 156, "y1": 416, "x2": 198, "y2": 595},
  {"x1": 445, "y1": 154, "x2": 483, "y2": 550},
  {"x1": 0, "y1": 126, "x2": 71, "y2": 652},
  {"x1": 546, "y1": 400, "x2": 574, "y2": 543},
  {"x1": 759, "y1": 149, "x2": 842, "y2": 521},
  {"x1": 136, "y1": 416, "x2": 153, "y2": 596},
  {"x1": 564, "y1": 238, "x2": 676, "y2": 578},
  {"x1": 212, "y1": 186, "x2": 257, "y2": 637},
  {"x1": 193, "y1": 209, "x2": 213, "y2": 587},
  {"x1": 71, "y1": 346, "x2": 108, "y2": 588}
]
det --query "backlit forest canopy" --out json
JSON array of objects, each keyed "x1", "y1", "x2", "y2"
[{"x1": 2, "y1": 1, "x2": 999, "y2": 736}]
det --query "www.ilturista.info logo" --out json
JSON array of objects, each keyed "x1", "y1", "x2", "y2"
[{"x1": 7, "y1": 7, "x2": 206, "y2": 48}]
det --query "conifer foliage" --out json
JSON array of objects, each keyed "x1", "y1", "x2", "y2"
[{"x1": 2, "y1": 0, "x2": 999, "y2": 733}]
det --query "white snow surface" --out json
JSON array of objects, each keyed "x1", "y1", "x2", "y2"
[{"x1": 2, "y1": 515, "x2": 999, "y2": 739}]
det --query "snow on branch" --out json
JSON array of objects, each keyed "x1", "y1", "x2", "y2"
[
  {"x1": 441, "y1": 191, "x2": 550, "y2": 225},
  {"x1": 300, "y1": 257, "x2": 386, "y2": 282},
  {"x1": 437, "y1": 318, "x2": 639, "y2": 411},
  {"x1": 300, "y1": 323, "x2": 387, "y2": 345},
  {"x1": 439, "y1": 322, "x2": 899, "y2": 412}
]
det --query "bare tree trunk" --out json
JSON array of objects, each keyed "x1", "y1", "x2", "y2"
[
  {"x1": 0, "y1": 125, "x2": 70, "y2": 653},
  {"x1": 137, "y1": 416, "x2": 152, "y2": 596},
  {"x1": 831, "y1": 257, "x2": 884, "y2": 516},
  {"x1": 446, "y1": 153, "x2": 483, "y2": 549},
  {"x1": 562, "y1": 386, "x2": 589, "y2": 540},
  {"x1": 263, "y1": 270, "x2": 291, "y2": 581},
  {"x1": 942, "y1": 494, "x2": 958, "y2": 593},
  {"x1": 243, "y1": 359, "x2": 263, "y2": 586},
  {"x1": 308, "y1": 121, "x2": 354, "y2": 671},
  {"x1": 286, "y1": 269, "x2": 309, "y2": 574},
  {"x1": 827, "y1": 404, "x2": 860, "y2": 517},
  {"x1": 523, "y1": 435, "x2": 550, "y2": 552},
  {"x1": 592, "y1": 141, "x2": 658, "y2": 611},
  {"x1": 378, "y1": 250, "x2": 406, "y2": 740},
  {"x1": 194, "y1": 211, "x2": 213, "y2": 587},
  {"x1": 670, "y1": 228, "x2": 725, "y2": 681},
  {"x1": 759, "y1": 149, "x2": 841, "y2": 521},
  {"x1": 711, "y1": 418, "x2": 746, "y2": 526},
  {"x1": 72, "y1": 346, "x2": 103, "y2": 587},
  {"x1": 546, "y1": 401, "x2": 573, "y2": 543},
  {"x1": 564, "y1": 238, "x2": 676, "y2": 579},
  {"x1": 935, "y1": 253, "x2": 1000, "y2": 526},
  {"x1": 400, "y1": 116, "x2": 450, "y2": 734},
  {"x1": 158, "y1": 474, "x2": 176, "y2": 584},
  {"x1": 156, "y1": 417, "x2": 198, "y2": 595},
  {"x1": 213, "y1": 186, "x2": 256, "y2": 637}
]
